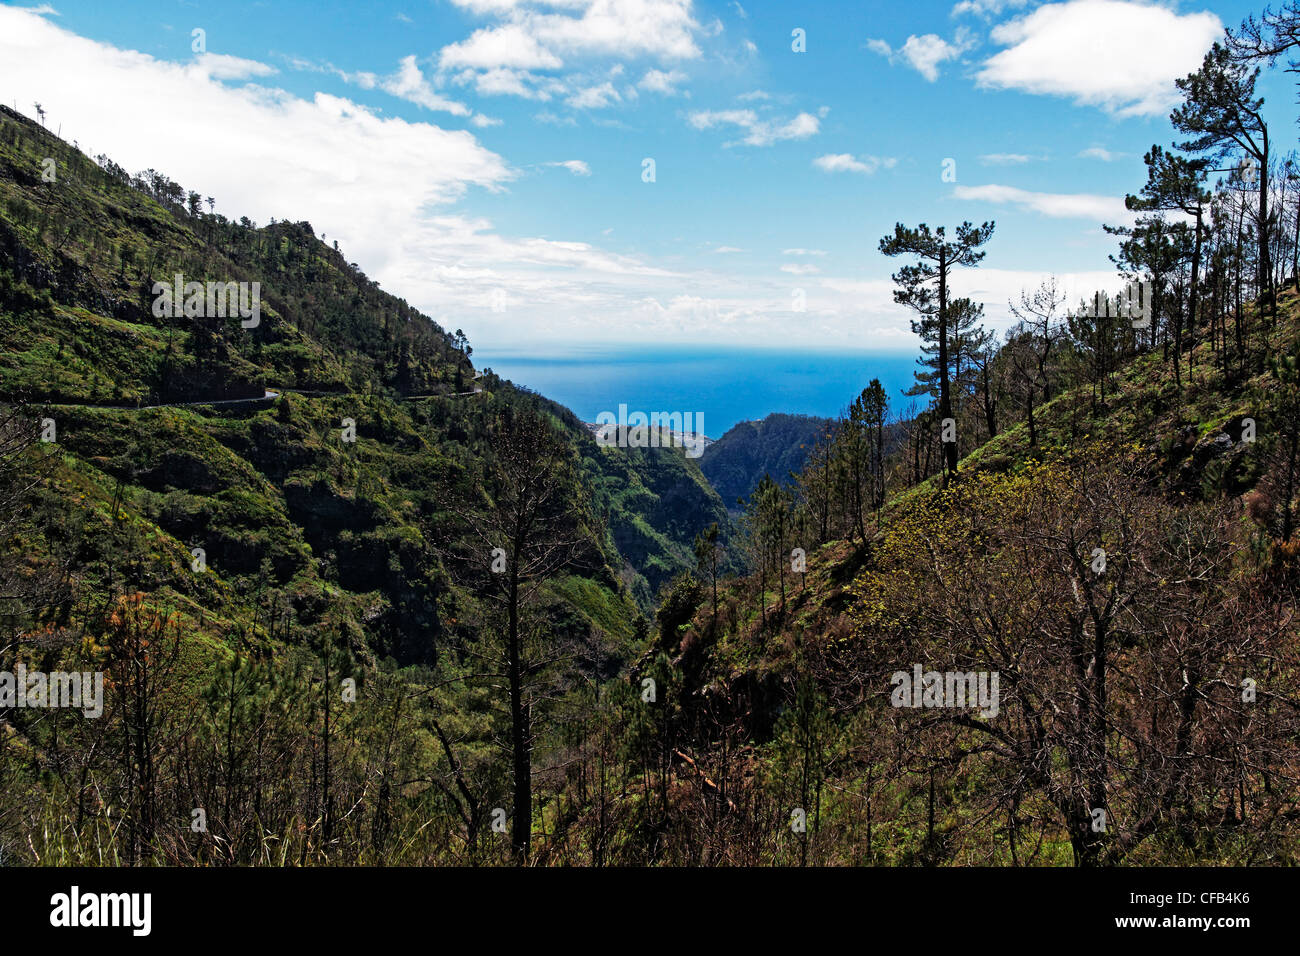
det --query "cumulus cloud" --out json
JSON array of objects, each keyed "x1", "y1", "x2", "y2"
[
  {"x1": 976, "y1": 0, "x2": 1222, "y2": 116},
  {"x1": 0, "y1": 11, "x2": 509, "y2": 227},
  {"x1": 639, "y1": 68, "x2": 688, "y2": 94},
  {"x1": 0, "y1": 7, "x2": 706, "y2": 342},
  {"x1": 440, "y1": 25, "x2": 562, "y2": 74},
  {"x1": 0, "y1": 5, "x2": 911, "y2": 350},
  {"x1": 439, "y1": 23, "x2": 565, "y2": 71},
  {"x1": 868, "y1": 30, "x2": 974, "y2": 81},
  {"x1": 0, "y1": 4, "x2": 1157, "y2": 352},
  {"x1": 436, "y1": 0, "x2": 701, "y2": 91},
  {"x1": 424, "y1": 0, "x2": 710, "y2": 117},
  {"x1": 566, "y1": 81, "x2": 622, "y2": 108}
]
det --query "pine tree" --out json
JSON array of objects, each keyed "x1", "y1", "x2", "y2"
[
  {"x1": 879, "y1": 221, "x2": 995, "y2": 477},
  {"x1": 1172, "y1": 43, "x2": 1273, "y2": 317}
]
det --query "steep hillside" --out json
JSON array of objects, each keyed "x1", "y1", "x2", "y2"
[
  {"x1": 700, "y1": 413, "x2": 833, "y2": 510},
  {"x1": 636, "y1": 288, "x2": 1300, "y2": 865},
  {"x1": 0, "y1": 105, "x2": 731, "y2": 864},
  {"x1": 0, "y1": 104, "x2": 726, "y2": 632}
]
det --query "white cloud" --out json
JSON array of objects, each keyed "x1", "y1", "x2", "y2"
[
  {"x1": 976, "y1": 0, "x2": 1223, "y2": 117},
  {"x1": 439, "y1": 23, "x2": 565, "y2": 71},
  {"x1": 566, "y1": 81, "x2": 621, "y2": 108},
  {"x1": 689, "y1": 108, "x2": 821, "y2": 146},
  {"x1": 900, "y1": 34, "x2": 967, "y2": 81},
  {"x1": 0, "y1": 12, "x2": 510, "y2": 225},
  {"x1": 194, "y1": 53, "x2": 278, "y2": 81},
  {"x1": 0, "y1": 5, "x2": 869, "y2": 350},
  {"x1": 1079, "y1": 145, "x2": 1123, "y2": 161},
  {"x1": 953, "y1": 183, "x2": 1133, "y2": 222},
  {"x1": 813, "y1": 153, "x2": 896, "y2": 174},
  {"x1": 780, "y1": 263, "x2": 820, "y2": 275},
  {"x1": 292, "y1": 55, "x2": 472, "y2": 116},
  {"x1": 445, "y1": 0, "x2": 533, "y2": 13},
  {"x1": 0, "y1": 9, "x2": 599, "y2": 318},
  {"x1": 736, "y1": 89, "x2": 769, "y2": 101},
  {"x1": 471, "y1": 113, "x2": 504, "y2": 127},
  {"x1": 436, "y1": 0, "x2": 702, "y2": 82},
  {"x1": 534, "y1": 109, "x2": 577, "y2": 125},
  {"x1": 456, "y1": 66, "x2": 552, "y2": 99},
  {"x1": 819, "y1": 268, "x2": 1145, "y2": 339},
  {"x1": 953, "y1": 268, "x2": 1147, "y2": 332},
  {"x1": 546, "y1": 159, "x2": 592, "y2": 175},
  {"x1": 978, "y1": 152, "x2": 1034, "y2": 165},
  {"x1": 0, "y1": 5, "x2": 1152, "y2": 353},
  {"x1": 713, "y1": 245, "x2": 744, "y2": 253},
  {"x1": 639, "y1": 68, "x2": 687, "y2": 94},
  {"x1": 951, "y1": 0, "x2": 1029, "y2": 17},
  {"x1": 382, "y1": 55, "x2": 472, "y2": 115},
  {"x1": 869, "y1": 31, "x2": 973, "y2": 81},
  {"x1": 429, "y1": 1, "x2": 710, "y2": 113}
]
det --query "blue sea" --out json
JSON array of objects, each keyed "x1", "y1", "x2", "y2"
[{"x1": 473, "y1": 345, "x2": 920, "y2": 439}]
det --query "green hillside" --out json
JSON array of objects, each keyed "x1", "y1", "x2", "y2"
[
  {"x1": 3, "y1": 17, "x2": 1300, "y2": 869},
  {"x1": 647, "y1": 282, "x2": 1300, "y2": 865},
  {"x1": 0, "y1": 104, "x2": 728, "y2": 864},
  {"x1": 699, "y1": 413, "x2": 834, "y2": 511}
]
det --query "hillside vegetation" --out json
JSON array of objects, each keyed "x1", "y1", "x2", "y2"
[
  {"x1": 3, "y1": 8, "x2": 1300, "y2": 867},
  {"x1": 699, "y1": 413, "x2": 834, "y2": 511},
  {"x1": 0, "y1": 104, "x2": 728, "y2": 864}
]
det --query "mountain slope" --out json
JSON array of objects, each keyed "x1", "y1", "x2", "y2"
[
  {"x1": 639, "y1": 288, "x2": 1300, "y2": 865},
  {"x1": 699, "y1": 413, "x2": 833, "y2": 510},
  {"x1": 0, "y1": 103, "x2": 742, "y2": 865},
  {"x1": 0, "y1": 104, "x2": 726, "y2": 642}
]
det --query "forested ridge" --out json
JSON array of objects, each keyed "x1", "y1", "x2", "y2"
[
  {"x1": 3, "y1": 6, "x2": 1300, "y2": 867},
  {"x1": 0, "y1": 99, "x2": 730, "y2": 864},
  {"x1": 699, "y1": 413, "x2": 837, "y2": 512}
]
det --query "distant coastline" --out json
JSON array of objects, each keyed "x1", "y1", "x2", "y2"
[{"x1": 474, "y1": 344, "x2": 918, "y2": 437}]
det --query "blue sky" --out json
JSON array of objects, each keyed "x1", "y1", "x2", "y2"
[{"x1": 0, "y1": 0, "x2": 1291, "y2": 353}]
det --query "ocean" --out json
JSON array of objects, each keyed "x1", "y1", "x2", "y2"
[{"x1": 472, "y1": 345, "x2": 921, "y2": 438}]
